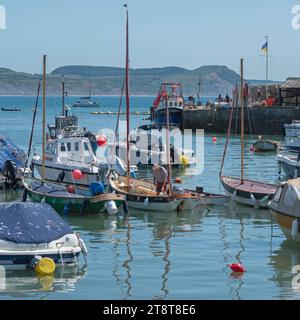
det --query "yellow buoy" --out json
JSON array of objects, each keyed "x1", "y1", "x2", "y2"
[
  {"x1": 35, "y1": 258, "x2": 56, "y2": 276},
  {"x1": 179, "y1": 155, "x2": 189, "y2": 166}
]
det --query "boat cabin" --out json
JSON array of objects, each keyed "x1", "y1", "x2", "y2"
[{"x1": 45, "y1": 137, "x2": 97, "y2": 165}]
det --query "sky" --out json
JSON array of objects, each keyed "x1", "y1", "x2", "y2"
[{"x1": 0, "y1": 0, "x2": 299, "y2": 80}]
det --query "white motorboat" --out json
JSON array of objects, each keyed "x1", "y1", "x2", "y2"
[
  {"x1": 72, "y1": 96, "x2": 99, "y2": 108},
  {"x1": 0, "y1": 202, "x2": 87, "y2": 270}
]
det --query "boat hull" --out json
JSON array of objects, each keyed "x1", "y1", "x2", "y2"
[
  {"x1": 270, "y1": 209, "x2": 300, "y2": 242},
  {"x1": 33, "y1": 161, "x2": 100, "y2": 187},
  {"x1": 24, "y1": 180, "x2": 126, "y2": 215},
  {"x1": 277, "y1": 154, "x2": 300, "y2": 179},
  {"x1": 220, "y1": 175, "x2": 276, "y2": 208},
  {"x1": 253, "y1": 140, "x2": 279, "y2": 152},
  {"x1": 154, "y1": 107, "x2": 183, "y2": 128}
]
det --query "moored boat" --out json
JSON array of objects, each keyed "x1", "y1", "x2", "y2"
[
  {"x1": 173, "y1": 186, "x2": 230, "y2": 210},
  {"x1": 151, "y1": 83, "x2": 184, "y2": 128},
  {"x1": 109, "y1": 173, "x2": 182, "y2": 211},
  {"x1": 23, "y1": 178, "x2": 127, "y2": 215},
  {"x1": 253, "y1": 139, "x2": 280, "y2": 152},
  {"x1": 276, "y1": 152, "x2": 300, "y2": 179},
  {"x1": 219, "y1": 59, "x2": 277, "y2": 208},
  {"x1": 1, "y1": 107, "x2": 21, "y2": 112},
  {"x1": 0, "y1": 202, "x2": 87, "y2": 269},
  {"x1": 269, "y1": 179, "x2": 300, "y2": 242}
]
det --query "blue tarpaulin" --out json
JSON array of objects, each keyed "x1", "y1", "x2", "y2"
[
  {"x1": 0, "y1": 135, "x2": 26, "y2": 171},
  {"x1": 0, "y1": 202, "x2": 74, "y2": 244}
]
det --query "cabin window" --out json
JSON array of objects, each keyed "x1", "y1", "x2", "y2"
[
  {"x1": 179, "y1": 102, "x2": 183, "y2": 107},
  {"x1": 60, "y1": 143, "x2": 66, "y2": 152},
  {"x1": 84, "y1": 142, "x2": 89, "y2": 151},
  {"x1": 273, "y1": 186, "x2": 283, "y2": 203},
  {"x1": 174, "y1": 102, "x2": 178, "y2": 107},
  {"x1": 67, "y1": 143, "x2": 71, "y2": 151},
  {"x1": 45, "y1": 143, "x2": 56, "y2": 154},
  {"x1": 169, "y1": 102, "x2": 173, "y2": 107},
  {"x1": 75, "y1": 142, "x2": 79, "y2": 151}
]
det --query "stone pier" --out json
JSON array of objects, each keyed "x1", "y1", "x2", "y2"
[{"x1": 182, "y1": 106, "x2": 300, "y2": 135}]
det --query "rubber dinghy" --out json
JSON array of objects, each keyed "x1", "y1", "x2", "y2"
[{"x1": 0, "y1": 202, "x2": 87, "y2": 269}]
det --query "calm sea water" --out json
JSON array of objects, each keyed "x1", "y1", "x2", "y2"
[{"x1": 0, "y1": 96, "x2": 299, "y2": 300}]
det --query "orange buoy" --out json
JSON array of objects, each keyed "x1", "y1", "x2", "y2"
[
  {"x1": 212, "y1": 137, "x2": 217, "y2": 142},
  {"x1": 229, "y1": 263, "x2": 246, "y2": 273},
  {"x1": 175, "y1": 177, "x2": 183, "y2": 184}
]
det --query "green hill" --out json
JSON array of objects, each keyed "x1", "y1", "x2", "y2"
[{"x1": 0, "y1": 65, "x2": 281, "y2": 96}]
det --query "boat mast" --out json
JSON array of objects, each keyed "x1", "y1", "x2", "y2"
[
  {"x1": 197, "y1": 76, "x2": 201, "y2": 102},
  {"x1": 124, "y1": 4, "x2": 131, "y2": 187},
  {"x1": 165, "y1": 94, "x2": 172, "y2": 195},
  {"x1": 42, "y1": 54, "x2": 47, "y2": 181},
  {"x1": 62, "y1": 75, "x2": 65, "y2": 116},
  {"x1": 240, "y1": 58, "x2": 244, "y2": 184}
]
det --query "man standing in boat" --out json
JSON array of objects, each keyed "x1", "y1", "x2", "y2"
[{"x1": 152, "y1": 164, "x2": 168, "y2": 195}]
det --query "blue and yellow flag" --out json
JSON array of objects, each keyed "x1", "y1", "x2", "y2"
[{"x1": 261, "y1": 41, "x2": 268, "y2": 53}]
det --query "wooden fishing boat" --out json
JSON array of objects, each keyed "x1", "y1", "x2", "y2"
[
  {"x1": 252, "y1": 139, "x2": 280, "y2": 152},
  {"x1": 109, "y1": 174, "x2": 182, "y2": 211},
  {"x1": 219, "y1": 59, "x2": 277, "y2": 208},
  {"x1": 269, "y1": 179, "x2": 300, "y2": 242},
  {"x1": 173, "y1": 187, "x2": 230, "y2": 210},
  {"x1": 23, "y1": 178, "x2": 127, "y2": 215},
  {"x1": 107, "y1": 6, "x2": 181, "y2": 212}
]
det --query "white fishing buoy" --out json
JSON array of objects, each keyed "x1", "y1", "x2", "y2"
[
  {"x1": 105, "y1": 200, "x2": 118, "y2": 215},
  {"x1": 291, "y1": 219, "x2": 299, "y2": 240}
]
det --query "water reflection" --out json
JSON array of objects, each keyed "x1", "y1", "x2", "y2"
[
  {"x1": 0, "y1": 265, "x2": 87, "y2": 299},
  {"x1": 270, "y1": 240, "x2": 300, "y2": 299}
]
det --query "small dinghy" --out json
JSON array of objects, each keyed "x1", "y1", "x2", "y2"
[
  {"x1": 173, "y1": 186, "x2": 230, "y2": 210},
  {"x1": 252, "y1": 139, "x2": 280, "y2": 152},
  {"x1": 0, "y1": 202, "x2": 87, "y2": 270},
  {"x1": 1, "y1": 107, "x2": 21, "y2": 112}
]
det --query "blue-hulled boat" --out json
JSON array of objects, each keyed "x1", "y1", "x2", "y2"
[
  {"x1": 151, "y1": 83, "x2": 184, "y2": 128},
  {"x1": 0, "y1": 202, "x2": 87, "y2": 269}
]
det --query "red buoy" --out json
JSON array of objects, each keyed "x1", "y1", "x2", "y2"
[
  {"x1": 250, "y1": 146, "x2": 255, "y2": 153},
  {"x1": 212, "y1": 137, "x2": 217, "y2": 143},
  {"x1": 72, "y1": 169, "x2": 83, "y2": 180},
  {"x1": 97, "y1": 135, "x2": 108, "y2": 147},
  {"x1": 229, "y1": 263, "x2": 246, "y2": 273},
  {"x1": 175, "y1": 177, "x2": 183, "y2": 184}
]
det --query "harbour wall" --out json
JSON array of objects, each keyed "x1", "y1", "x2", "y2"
[{"x1": 182, "y1": 106, "x2": 300, "y2": 135}]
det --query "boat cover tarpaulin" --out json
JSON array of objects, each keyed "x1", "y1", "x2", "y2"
[
  {"x1": 0, "y1": 135, "x2": 26, "y2": 171},
  {"x1": 0, "y1": 202, "x2": 74, "y2": 244}
]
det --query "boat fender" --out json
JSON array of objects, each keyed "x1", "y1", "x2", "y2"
[
  {"x1": 63, "y1": 204, "x2": 69, "y2": 216},
  {"x1": 22, "y1": 189, "x2": 28, "y2": 202},
  {"x1": 105, "y1": 200, "x2": 118, "y2": 215},
  {"x1": 250, "y1": 193, "x2": 257, "y2": 205},
  {"x1": 144, "y1": 198, "x2": 149, "y2": 207},
  {"x1": 260, "y1": 195, "x2": 269, "y2": 205},
  {"x1": 31, "y1": 256, "x2": 56, "y2": 276},
  {"x1": 79, "y1": 238, "x2": 88, "y2": 257},
  {"x1": 233, "y1": 190, "x2": 237, "y2": 201},
  {"x1": 292, "y1": 219, "x2": 299, "y2": 240},
  {"x1": 179, "y1": 155, "x2": 189, "y2": 166}
]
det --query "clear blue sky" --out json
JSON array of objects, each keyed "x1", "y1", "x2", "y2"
[{"x1": 0, "y1": 0, "x2": 299, "y2": 80}]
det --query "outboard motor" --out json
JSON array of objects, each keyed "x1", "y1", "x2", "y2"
[{"x1": 1, "y1": 160, "x2": 21, "y2": 189}]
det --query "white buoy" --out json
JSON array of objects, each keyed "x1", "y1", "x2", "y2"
[
  {"x1": 291, "y1": 219, "x2": 299, "y2": 240},
  {"x1": 105, "y1": 200, "x2": 118, "y2": 215}
]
